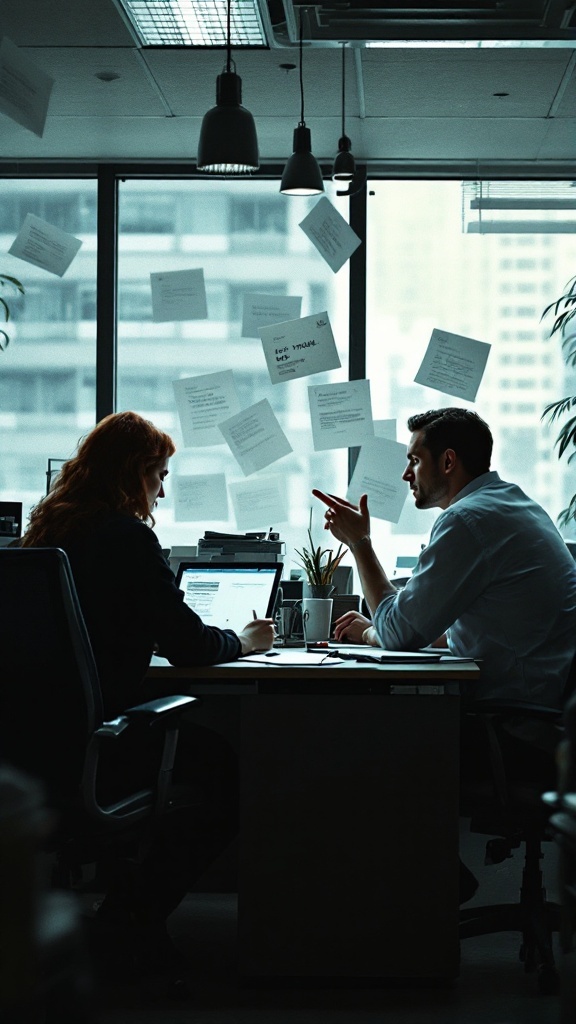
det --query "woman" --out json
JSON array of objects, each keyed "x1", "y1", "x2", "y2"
[
  {"x1": 21, "y1": 411, "x2": 275, "y2": 985},
  {"x1": 21, "y1": 410, "x2": 274, "y2": 716}
]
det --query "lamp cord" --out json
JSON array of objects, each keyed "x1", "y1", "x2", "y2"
[
  {"x1": 341, "y1": 43, "x2": 346, "y2": 137},
  {"x1": 298, "y1": 11, "x2": 305, "y2": 127},
  {"x1": 226, "y1": 0, "x2": 232, "y2": 74}
]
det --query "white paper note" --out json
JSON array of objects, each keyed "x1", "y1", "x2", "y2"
[
  {"x1": 242, "y1": 293, "x2": 302, "y2": 338},
  {"x1": 8, "y1": 213, "x2": 82, "y2": 277},
  {"x1": 346, "y1": 437, "x2": 409, "y2": 524},
  {"x1": 173, "y1": 371, "x2": 241, "y2": 447},
  {"x1": 299, "y1": 196, "x2": 362, "y2": 273},
  {"x1": 414, "y1": 328, "x2": 491, "y2": 402},
  {"x1": 219, "y1": 399, "x2": 293, "y2": 476},
  {"x1": 174, "y1": 473, "x2": 228, "y2": 522},
  {"x1": 150, "y1": 268, "x2": 208, "y2": 322},
  {"x1": 308, "y1": 380, "x2": 374, "y2": 451},
  {"x1": 0, "y1": 37, "x2": 54, "y2": 138},
  {"x1": 259, "y1": 311, "x2": 341, "y2": 385},
  {"x1": 228, "y1": 475, "x2": 288, "y2": 531}
]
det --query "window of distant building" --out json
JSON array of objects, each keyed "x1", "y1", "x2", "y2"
[{"x1": 230, "y1": 197, "x2": 287, "y2": 235}]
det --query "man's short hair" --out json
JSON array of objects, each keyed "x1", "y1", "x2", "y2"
[{"x1": 407, "y1": 408, "x2": 493, "y2": 477}]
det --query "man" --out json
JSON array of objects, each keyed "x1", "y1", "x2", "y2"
[{"x1": 313, "y1": 407, "x2": 576, "y2": 708}]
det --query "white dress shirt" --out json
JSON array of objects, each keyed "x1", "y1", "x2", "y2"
[{"x1": 373, "y1": 471, "x2": 576, "y2": 706}]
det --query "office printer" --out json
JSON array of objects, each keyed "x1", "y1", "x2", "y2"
[{"x1": 197, "y1": 530, "x2": 285, "y2": 562}]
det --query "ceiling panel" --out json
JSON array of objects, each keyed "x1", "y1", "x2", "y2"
[
  {"x1": 0, "y1": 0, "x2": 575, "y2": 170},
  {"x1": 22, "y1": 47, "x2": 167, "y2": 116},
  {"x1": 0, "y1": 0, "x2": 137, "y2": 46}
]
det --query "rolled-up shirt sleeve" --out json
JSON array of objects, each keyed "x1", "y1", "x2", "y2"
[{"x1": 373, "y1": 510, "x2": 489, "y2": 651}]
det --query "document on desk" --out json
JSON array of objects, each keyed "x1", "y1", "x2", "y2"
[
  {"x1": 239, "y1": 651, "x2": 344, "y2": 666},
  {"x1": 317, "y1": 644, "x2": 475, "y2": 664}
]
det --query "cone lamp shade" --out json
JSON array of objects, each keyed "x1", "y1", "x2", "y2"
[
  {"x1": 197, "y1": 69, "x2": 259, "y2": 173},
  {"x1": 332, "y1": 134, "x2": 355, "y2": 181},
  {"x1": 280, "y1": 125, "x2": 324, "y2": 196},
  {"x1": 332, "y1": 43, "x2": 355, "y2": 182}
]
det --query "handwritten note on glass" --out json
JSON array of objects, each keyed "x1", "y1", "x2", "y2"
[
  {"x1": 414, "y1": 328, "x2": 491, "y2": 402},
  {"x1": 150, "y1": 268, "x2": 208, "y2": 322},
  {"x1": 259, "y1": 311, "x2": 341, "y2": 385},
  {"x1": 242, "y1": 293, "x2": 302, "y2": 338},
  {"x1": 174, "y1": 473, "x2": 228, "y2": 522},
  {"x1": 172, "y1": 370, "x2": 239, "y2": 446},
  {"x1": 308, "y1": 380, "x2": 374, "y2": 451},
  {"x1": 173, "y1": 370, "x2": 241, "y2": 447},
  {"x1": 228, "y1": 474, "x2": 288, "y2": 530},
  {"x1": 0, "y1": 37, "x2": 54, "y2": 138},
  {"x1": 218, "y1": 399, "x2": 293, "y2": 476},
  {"x1": 346, "y1": 437, "x2": 409, "y2": 524},
  {"x1": 299, "y1": 196, "x2": 361, "y2": 273},
  {"x1": 9, "y1": 213, "x2": 82, "y2": 277}
]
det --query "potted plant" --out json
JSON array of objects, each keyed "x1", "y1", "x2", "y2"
[
  {"x1": 541, "y1": 274, "x2": 576, "y2": 526},
  {"x1": 0, "y1": 273, "x2": 25, "y2": 352},
  {"x1": 294, "y1": 508, "x2": 348, "y2": 598}
]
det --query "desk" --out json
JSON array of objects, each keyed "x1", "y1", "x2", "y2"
[{"x1": 146, "y1": 655, "x2": 479, "y2": 982}]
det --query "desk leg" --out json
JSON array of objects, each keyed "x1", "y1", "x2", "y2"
[{"x1": 238, "y1": 694, "x2": 460, "y2": 981}]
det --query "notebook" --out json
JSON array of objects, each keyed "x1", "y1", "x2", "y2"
[{"x1": 175, "y1": 560, "x2": 283, "y2": 634}]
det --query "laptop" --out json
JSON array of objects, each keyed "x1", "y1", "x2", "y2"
[{"x1": 175, "y1": 560, "x2": 283, "y2": 634}]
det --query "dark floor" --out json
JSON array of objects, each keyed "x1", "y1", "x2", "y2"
[{"x1": 77, "y1": 823, "x2": 571, "y2": 1024}]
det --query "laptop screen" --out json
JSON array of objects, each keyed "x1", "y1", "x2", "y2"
[{"x1": 175, "y1": 561, "x2": 283, "y2": 634}]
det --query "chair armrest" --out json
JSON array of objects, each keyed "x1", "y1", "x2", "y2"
[
  {"x1": 123, "y1": 694, "x2": 196, "y2": 724},
  {"x1": 95, "y1": 695, "x2": 196, "y2": 740},
  {"x1": 82, "y1": 696, "x2": 196, "y2": 826}
]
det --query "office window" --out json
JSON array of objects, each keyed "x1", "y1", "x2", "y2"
[
  {"x1": 366, "y1": 180, "x2": 576, "y2": 570},
  {"x1": 121, "y1": 194, "x2": 176, "y2": 233},
  {"x1": 230, "y1": 197, "x2": 287, "y2": 235},
  {"x1": 117, "y1": 179, "x2": 349, "y2": 563},
  {"x1": 0, "y1": 179, "x2": 97, "y2": 507}
]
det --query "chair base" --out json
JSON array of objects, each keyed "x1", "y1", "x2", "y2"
[{"x1": 460, "y1": 894, "x2": 562, "y2": 993}]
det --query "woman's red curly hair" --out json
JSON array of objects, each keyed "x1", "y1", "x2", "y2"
[{"x1": 21, "y1": 411, "x2": 176, "y2": 546}]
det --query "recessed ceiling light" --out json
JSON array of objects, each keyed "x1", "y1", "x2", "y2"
[{"x1": 116, "y1": 0, "x2": 268, "y2": 46}]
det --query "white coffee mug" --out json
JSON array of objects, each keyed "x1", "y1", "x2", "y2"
[{"x1": 302, "y1": 598, "x2": 333, "y2": 643}]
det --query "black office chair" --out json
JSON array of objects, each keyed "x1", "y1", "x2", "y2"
[
  {"x1": 0, "y1": 546, "x2": 197, "y2": 910},
  {"x1": 459, "y1": 688, "x2": 573, "y2": 994},
  {"x1": 543, "y1": 690, "x2": 576, "y2": 1021}
]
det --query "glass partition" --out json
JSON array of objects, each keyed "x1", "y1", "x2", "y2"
[
  {"x1": 117, "y1": 179, "x2": 350, "y2": 574},
  {"x1": 366, "y1": 179, "x2": 576, "y2": 578},
  {"x1": 0, "y1": 179, "x2": 97, "y2": 529}
]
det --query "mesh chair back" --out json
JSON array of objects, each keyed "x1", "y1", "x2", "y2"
[{"x1": 0, "y1": 547, "x2": 103, "y2": 803}]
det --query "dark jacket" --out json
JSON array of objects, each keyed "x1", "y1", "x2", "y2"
[{"x1": 56, "y1": 512, "x2": 241, "y2": 717}]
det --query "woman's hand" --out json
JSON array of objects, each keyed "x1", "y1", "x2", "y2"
[
  {"x1": 237, "y1": 618, "x2": 275, "y2": 655},
  {"x1": 333, "y1": 611, "x2": 373, "y2": 644}
]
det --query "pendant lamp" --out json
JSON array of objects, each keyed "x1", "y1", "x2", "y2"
[
  {"x1": 197, "y1": 0, "x2": 259, "y2": 173},
  {"x1": 332, "y1": 43, "x2": 356, "y2": 182},
  {"x1": 280, "y1": 13, "x2": 324, "y2": 196}
]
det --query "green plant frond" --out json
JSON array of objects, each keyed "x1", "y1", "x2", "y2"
[
  {"x1": 0, "y1": 329, "x2": 9, "y2": 351},
  {"x1": 295, "y1": 538, "x2": 348, "y2": 586},
  {"x1": 0, "y1": 297, "x2": 9, "y2": 321},
  {"x1": 554, "y1": 416, "x2": 576, "y2": 458},
  {"x1": 542, "y1": 396, "x2": 576, "y2": 423}
]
